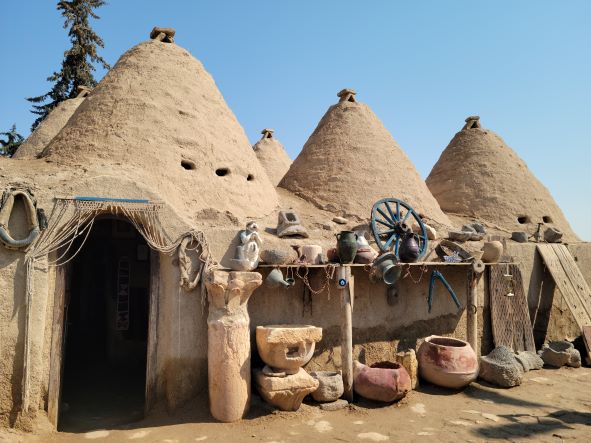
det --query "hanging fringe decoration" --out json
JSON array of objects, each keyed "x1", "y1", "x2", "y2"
[{"x1": 20, "y1": 197, "x2": 216, "y2": 413}]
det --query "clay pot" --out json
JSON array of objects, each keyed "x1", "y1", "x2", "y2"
[
  {"x1": 327, "y1": 247, "x2": 339, "y2": 263},
  {"x1": 353, "y1": 361, "x2": 411, "y2": 402},
  {"x1": 336, "y1": 231, "x2": 358, "y2": 264},
  {"x1": 481, "y1": 241, "x2": 503, "y2": 263},
  {"x1": 299, "y1": 245, "x2": 323, "y2": 264},
  {"x1": 310, "y1": 371, "x2": 344, "y2": 402},
  {"x1": 417, "y1": 335, "x2": 479, "y2": 389}
]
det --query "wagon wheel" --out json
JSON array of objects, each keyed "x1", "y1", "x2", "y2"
[{"x1": 370, "y1": 198, "x2": 428, "y2": 259}]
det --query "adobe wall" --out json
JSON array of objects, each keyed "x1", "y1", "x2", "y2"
[
  {"x1": 249, "y1": 265, "x2": 473, "y2": 369},
  {"x1": 0, "y1": 201, "x2": 52, "y2": 430},
  {"x1": 2, "y1": 206, "x2": 589, "y2": 430}
]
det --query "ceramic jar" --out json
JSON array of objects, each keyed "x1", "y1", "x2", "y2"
[
  {"x1": 481, "y1": 241, "x2": 503, "y2": 263},
  {"x1": 336, "y1": 231, "x2": 358, "y2": 264},
  {"x1": 353, "y1": 361, "x2": 411, "y2": 402},
  {"x1": 299, "y1": 245, "x2": 323, "y2": 264},
  {"x1": 417, "y1": 335, "x2": 479, "y2": 389}
]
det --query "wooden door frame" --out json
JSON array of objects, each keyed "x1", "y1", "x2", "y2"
[
  {"x1": 46, "y1": 245, "x2": 160, "y2": 428},
  {"x1": 145, "y1": 250, "x2": 160, "y2": 413},
  {"x1": 47, "y1": 263, "x2": 68, "y2": 427}
]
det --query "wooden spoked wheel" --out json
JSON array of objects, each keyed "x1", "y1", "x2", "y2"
[{"x1": 370, "y1": 198, "x2": 428, "y2": 259}]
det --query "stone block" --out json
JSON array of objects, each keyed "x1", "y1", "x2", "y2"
[
  {"x1": 540, "y1": 341, "x2": 581, "y2": 368},
  {"x1": 479, "y1": 346, "x2": 524, "y2": 388},
  {"x1": 395, "y1": 349, "x2": 419, "y2": 389},
  {"x1": 511, "y1": 231, "x2": 528, "y2": 243},
  {"x1": 254, "y1": 367, "x2": 319, "y2": 411}
]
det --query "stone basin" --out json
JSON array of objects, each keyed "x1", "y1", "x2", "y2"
[{"x1": 256, "y1": 325, "x2": 322, "y2": 373}]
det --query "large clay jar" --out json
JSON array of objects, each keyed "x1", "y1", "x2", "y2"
[
  {"x1": 353, "y1": 361, "x2": 411, "y2": 402},
  {"x1": 417, "y1": 335, "x2": 479, "y2": 389},
  {"x1": 336, "y1": 231, "x2": 358, "y2": 264}
]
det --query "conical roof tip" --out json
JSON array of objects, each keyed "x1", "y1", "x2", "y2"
[
  {"x1": 426, "y1": 118, "x2": 579, "y2": 240},
  {"x1": 279, "y1": 92, "x2": 451, "y2": 225},
  {"x1": 76, "y1": 85, "x2": 92, "y2": 97},
  {"x1": 463, "y1": 115, "x2": 481, "y2": 130},
  {"x1": 150, "y1": 26, "x2": 175, "y2": 43},
  {"x1": 253, "y1": 129, "x2": 291, "y2": 186},
  {"x1": 337, "y1": 88, "x2": 357, "y2": 103},
  {"x1": 260, "y1": 128, "x2": 274, "y2": 139}
]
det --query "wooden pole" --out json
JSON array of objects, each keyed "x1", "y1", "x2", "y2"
[
  {"x1": 467, "y1": 260, "x2": 484, "y2": 353},
  {"x1": 467, "y1": 275, "x2": 478, "y2": 352},
  {"x1": 338, "y1": 265, "x2": 354, "y2": 402}
]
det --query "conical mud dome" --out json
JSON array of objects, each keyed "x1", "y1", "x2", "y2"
[
  {"x1": 43, "y1": 37, "x2": 278, "y2": 220},
  {"x1": 426, "y1": 116, "x2": 579, "y2": 240},
  {"x1": 13, "y1": 91, "x2": 88, "y2": 159},
  {"x1": 279, "y1": 89, "x2": 450, "y2": 225},
  {"x1": 252, "y1": 129, "x2": 292, "y2": 186}
]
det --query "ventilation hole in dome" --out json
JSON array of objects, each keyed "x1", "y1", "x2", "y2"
[
  {"x1": 542, "y1": 216, "x2": 553, "y2": 223},
  {"x1": 517, "y1": 216, "x2": 531, "y2": 224},
  {"x1": 181, "y1": 160, "x2": 195, "y2": 170},
  {"x1": 216, "y1": 168, "x2": 230, "y2": 177},
  {"x1": 247, "y1": 174, "x2": 254, "y2": 181}
]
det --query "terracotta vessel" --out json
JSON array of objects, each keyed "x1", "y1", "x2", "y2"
[
  {"x1": 336, "y1": 231, "x2": 358, "y2": 264},
  {"x1": 353, "y1": 361, "x2": 411, "y2": 402},
  {"x1": 481, "y1": 241, "x2": 503, "y2": 263},
  {"x1": 417, "y1": 335, "x2": 479, "y2": 389},
  {"x1": 299, "y1": 244, "x2": 323, "y2": 264}
]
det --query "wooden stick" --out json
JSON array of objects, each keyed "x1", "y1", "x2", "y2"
[
  {"x1": 338, "y1": 266, "x2": 354, "y2": 402},
  {"x1": 467, "y1": 273, "x2": 479, "y2": 352}
]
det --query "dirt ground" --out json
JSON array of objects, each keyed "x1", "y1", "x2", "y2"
[{"x1": 4, "y1": 367, "x2": 591, "y2": 443}]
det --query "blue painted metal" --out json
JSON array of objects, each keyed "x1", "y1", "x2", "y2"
[
  {"x1": 428, "y1": 270, "x2": 462, "y2": 313},
  {"x1": 370, "y1": 197, "x2": 428, "y2": 259},
  {"x1": 74, "y1": 196, "x2": 150, "y2": 204}
]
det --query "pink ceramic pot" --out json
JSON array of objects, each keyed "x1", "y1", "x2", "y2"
[
  {"x1": 417, "y1": 335, "x2": 478, "y2": 389},
  {"x1": 353, "y1": 361, "x2": 411, "y2": 402}
]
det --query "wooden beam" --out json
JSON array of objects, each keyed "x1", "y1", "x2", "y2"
[
  {"x1": 467, "y1": 273, "x2": 479, "y2": 353},
  {"x1": 145, "y1": 251, "x2": 160, "y2": 414},
  {"x1": 47, "y1": 264, "x2": 67, "y2": 428},
  {"x1": 338, "y1": 266, "x2": 353, "y2": 402}
]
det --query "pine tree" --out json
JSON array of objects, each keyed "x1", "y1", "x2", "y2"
[
  {"x1": 0, "y1": 125, "x2": 24, "y2": 157},
  {"x1": 27, "y1": 0, "x2": 110, "y2": 131}
]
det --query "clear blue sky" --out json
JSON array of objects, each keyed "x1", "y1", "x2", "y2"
[{"x1": 2, "y1": 1, "x2": 589, "y2": 240}]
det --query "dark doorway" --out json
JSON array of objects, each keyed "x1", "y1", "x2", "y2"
[{"x1": 58, "y1": 218, "x2": 151, "y2": 431}]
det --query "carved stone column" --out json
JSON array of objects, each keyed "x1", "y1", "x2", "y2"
[{"x1": 205, "y1": 270, "x2": 262, "y2": 422}]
